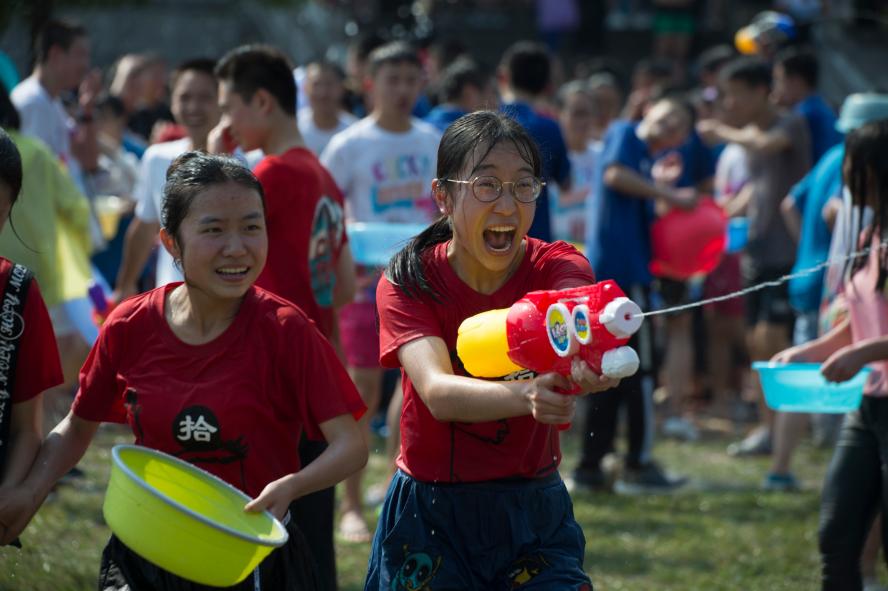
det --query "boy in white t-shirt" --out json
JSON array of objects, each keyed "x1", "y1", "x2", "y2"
[
  {"x1": 113, "y1": 59, "x2": 220, "y2": 300},
  {"x1": 320, "y1": 40, "x2": 439, "y2": 543},
  {"x1": 297, "y1": 61, "x2": 357, "y2": 156}
]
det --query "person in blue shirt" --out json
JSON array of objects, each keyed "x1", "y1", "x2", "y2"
[
  {"x1": 498, "y1": 41, "x2": 571, "y2": 242},
  {"x1": 572, "y1": 97, "x2": 698, "y2": 493},
  {"x1": 773, "y1": 47, "x2": 842, "y2": 164},
  {"x1": 424, "y1": 58, "x2": 494, "y2": 133},
  {"x1": 767, "y1": 93, "x2": 888, "y2": 492}
]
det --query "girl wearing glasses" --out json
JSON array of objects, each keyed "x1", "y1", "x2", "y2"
[{"x1": 365, "y1": 111, "x2": 618, "y2": 590}]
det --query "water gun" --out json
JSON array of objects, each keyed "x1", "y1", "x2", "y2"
[
  {"x1": 456, "y1": 279, "x2": 643, "y2": 393},
  {"x1": 88, "y1": 282, "x2": 116, "y2": 327}
]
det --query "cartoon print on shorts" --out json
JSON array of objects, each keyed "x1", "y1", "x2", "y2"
[
  {"x1": 508, "y1": 553, "x2": 549, "y2": 588},
  {"x1": 391, "y1": 545, "x2": 442, "y2": 591}
]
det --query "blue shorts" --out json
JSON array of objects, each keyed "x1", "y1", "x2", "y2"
[{"x1": 364, "y1": 470, "x2": 593, "y2": 590}]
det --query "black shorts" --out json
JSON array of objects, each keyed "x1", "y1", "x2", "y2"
[
  {"x1": 98, "y1": 507, "x2": 320, "y2": 591},
  {"x1": 743, "y1": 266, "x2": 795, "y2": 330},
  {"x1": 654, "y1": 277, "x2": 690, "y2": 308}
]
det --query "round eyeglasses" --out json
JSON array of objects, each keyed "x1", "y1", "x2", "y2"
[{"x1": 443, "y1": 176, "x2": 545, "y2": 203}]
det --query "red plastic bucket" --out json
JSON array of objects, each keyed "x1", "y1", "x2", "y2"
[{"x1": 650, "y1": 197, "x2": 727, "y2": 280}]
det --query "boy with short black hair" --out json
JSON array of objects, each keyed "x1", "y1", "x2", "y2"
[
  {"x1": 498, "y1": 40, "x2": 570, "y2": 242},
  {"x1": 321, "y1": 39, "x2": 440, "y2": 543},
  {"x1": 425, "y1": 58, "x2": 494, "y2": 133},
  {"x1": 773, "y1": 47, "x2": 842, "y2": 163},
  {"x1": 697, "y1": 56, "x2": 811, "y2": 457},
  {"x1": 214, "y1": 43, "x2": 356, "y2": 589},
  {"x1": 298, "y1": 61, "x2": 357, "y2": 156}
]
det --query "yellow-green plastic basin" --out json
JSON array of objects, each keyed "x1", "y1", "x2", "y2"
[{"x1": 103, "y1": 444, "x2": 288, "y2": 586}]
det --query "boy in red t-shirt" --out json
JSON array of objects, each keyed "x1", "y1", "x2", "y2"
[{"x1": 213, "y1": 44, "x2": 355, "y2": 588}]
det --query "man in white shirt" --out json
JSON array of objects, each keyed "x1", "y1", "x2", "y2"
[
  {"x1": 297, "y1": 61, "x2": 357, "y2": 156},
  {"x1": 113, "y1": 59, "x2": 220, "y2": 299}
]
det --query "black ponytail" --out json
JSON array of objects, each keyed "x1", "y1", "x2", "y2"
[{"x1": 384, "y1": 110, "x2": 541, "y2": 301}]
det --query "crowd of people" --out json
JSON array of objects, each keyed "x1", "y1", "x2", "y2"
[{"x1": 0, "y1": 1, "x2": 887, "y2": 589}]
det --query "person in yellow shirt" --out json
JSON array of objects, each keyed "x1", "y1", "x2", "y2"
[{"x1": 0, "y1": 88, "x2": 92, "y2": 397}]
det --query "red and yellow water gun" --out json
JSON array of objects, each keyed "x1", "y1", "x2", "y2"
[{"x1": 456, "y1": 280, "x2": 643, "y2": 392}]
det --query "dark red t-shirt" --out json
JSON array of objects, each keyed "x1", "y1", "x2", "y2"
[
  {"x1": 72, "y1": 284, "x2": 366, "y2": 497},
  {"x1": 253, "y1": 147, "x2": 347, "y2": 338},
  {"x1": 0, "y1": 258, "x2": 63, "y2": 404},
  {"x1": 376, "y1": 238, "x2": 595, "y2": 483}
]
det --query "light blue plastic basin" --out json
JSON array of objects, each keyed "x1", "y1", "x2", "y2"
[
  {"x1": 347, "y1": 222, "x2": 428, "y2": 267},
  {"x1": 725, "y1": 217, "x2": 749, "y2": 254},
  {"x1": 752, "y1": 362, "x2": 871, "y2": 413}
]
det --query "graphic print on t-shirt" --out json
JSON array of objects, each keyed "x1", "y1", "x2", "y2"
[
  {"x1": 369, "y1": 153, "x2": 435, "y2": 218},
  {"x1": 169, "y1": 405, "x2": 249, "y2": 489},
  {"x1": 309, "y1": 195, "x2": 346, "y2": 307}
]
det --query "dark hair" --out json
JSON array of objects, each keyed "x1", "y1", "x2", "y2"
[
  {"x1": 696, "y1": 45, "x2": 736, "y2": 77},
  {"x1": 350, "y1": 33, "x2": 386, "y2": 62},
  {"x1": 306, "y1": 60, "x2": 346, "y2": 82},
  {"x1": 719, "y1": 57, "x2": 772, "y2": 90},
  {"x1": 171, "y1": 58, "x2": 217, "y2": 92},
  {"x1": 0, "y1": 128, "x2": 22, "y2": 204},
  {"x1": 94, "y1": 93, "x2": 126, "y2": 119},
  {"x1": 162, "y1": 151, "x2": 265, "y2": 247},
  {"x1": 368, "y1": 41, "x2": 422, "y2": 77},
  {"x1": 0, "y1": 86, "x2": 20, "y2": 130},
  {"x1": 501, "y1": 41, "x2": 551, "y2": 96},
  {"x1": 386, "y1": 111, "x2": 541, "y2": 301},
  {"x1": 215, "y1": 45, "x2": 296, "y2": 117},
  {"x1": 844, "y1": 119, "x2": 888, "y2": 291},
  {"x1": 435, "y1": 58, "x2": 487, "y2": 104},
  {"x1": 35, "y1": 19, "x2": 88, "y2": 64},
  {"x1": 555, "y1": 79, "x2": 591, "y2": 108},
  {"x1": 427, "y1": 39, "x2": 469, "y2": 70},
  {"x1": 776, "y1": 47, "x2": 818, "y2": 88}
]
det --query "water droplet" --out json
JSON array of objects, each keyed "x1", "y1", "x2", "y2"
[
  {"x1": 589, "y1": 432, "x2": 595, "y2": 438},
  {"x1": 413, "y1": 513, "x2": 417, "y2": 518},
  {"x1": 431, "y1": 498, "x2": 436, "y2": 504},
  {"x1": 431, "y1": 529, "x2": 435, "y2": 535}
]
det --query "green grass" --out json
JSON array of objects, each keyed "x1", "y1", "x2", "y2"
[{"x1": 0, "y1": 423, "x2": 877, "y2": 590}]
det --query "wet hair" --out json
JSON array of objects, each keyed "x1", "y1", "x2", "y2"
[
  {"x1": 435, "y1": 58, "x2": 488, "y2": 104},
  {"x1": 368, "y1": 41, "x2": 422, "y2": 77},
  {"x1": 385, "y1": 111, "x2": 541, "y2": 301},
  {"x1": 719, "y1": 57, "x2": 772, "y2": 90},
  {"x1": 35, "y1": 19, "x2": 88, "y2": 64},
  {"x1": 215, "y1": 45, "x2": 296, "y2": 117},
  {"x1": 845, "y1": 119, "x2": 888, "y2": 291},
  {"x1": 161, "y1": 151, "x2": 265, "y2": 249},
  {"x1": 776, "y1": 47, "x2": 818, "y2": 88},
  {"x1": 501, "y1": 41, "x2": 551, "y2": 96},
  {"x1": 0, "y1": 128, "x2": 22, "y2": 204},
  {"x1": 170, "y1": 58, "x2": 217, "y2": 92}
]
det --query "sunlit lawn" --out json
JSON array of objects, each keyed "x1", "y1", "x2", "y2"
[{"x1": 0, "y1": 421, "x2": 878, "y2": 590}]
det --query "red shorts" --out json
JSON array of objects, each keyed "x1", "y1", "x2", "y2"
[{"x1": 339, "y1": 301, "x2": 381, "y2": 368}]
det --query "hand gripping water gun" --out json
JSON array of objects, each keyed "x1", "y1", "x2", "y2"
[{"x1": 456, "y1": 280, "x2": 644, "y2": 393}]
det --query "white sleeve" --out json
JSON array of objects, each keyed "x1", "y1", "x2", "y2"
[
  {"x1": 133, "y1": 152, "x2": 160, "y2": 222},
  {"x1": 319, "y1": 137, "x2": 351, "y2": 196},
  {"x1": 16, "y1": 101, "x2": 58, "y2": 150}
]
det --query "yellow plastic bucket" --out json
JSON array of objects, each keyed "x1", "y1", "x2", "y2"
[{"x1": 103, "y1": 444, "x2": 288, "y2": 586}]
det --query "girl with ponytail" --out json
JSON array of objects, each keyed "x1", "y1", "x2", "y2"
[{"x1": 368, "y1": 111, "x2": 619, "y2": 590}]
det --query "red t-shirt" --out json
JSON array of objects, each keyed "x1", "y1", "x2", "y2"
[
  {"x1": 253, "y1": 147, "x2": 347, "y2": 338},
  {"x1": 0, "y1": 258, "x2": 63, "y2": 404},
  {"x1": 72, "y1": 284, "x2": 366, "y2": 497},
  {"x1": 377, "y1": 238, "x2": 595, "y2": 483}
]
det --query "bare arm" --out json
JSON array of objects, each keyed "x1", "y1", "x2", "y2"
[
  {"x1": 781, "y1": 195, "x2": 802, "y2": 244},
  {"x1": 0, "y1": 397, "x2": 43, "y2": 488},
  {"x1": 774, "y1": 316, "x2": 853, "y2": 365},
  {"x1": 333, "y1": 243, "x2": 356, "y2": 309},
  {"x1": 724, "y1": 183, "x2": 754, "y2": 218},
  {"x1": 0, "y1": 412, "x2": 99, "y2": 544},
  {"x1": 113, "y1": 218, "x2": 160, "y2": 301},
  {"x1": 698, "y1": 120, "x2": 792, "y2": 155},
  {"x1": 244, "y1": 413, "x2": 367, "y2": 519},
  {"x1": 604, "y1": 164, "x2": 698, "y2": 209}
]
